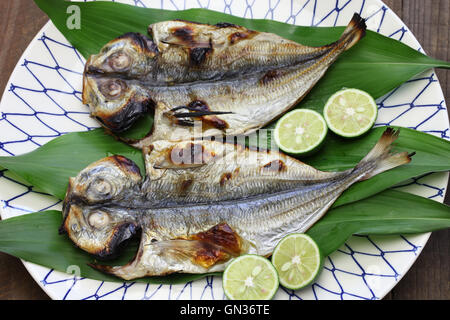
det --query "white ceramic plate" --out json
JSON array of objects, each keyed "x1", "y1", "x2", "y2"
[{"x1": 0, "y1": 0, "x2": 448, "y2": 300}]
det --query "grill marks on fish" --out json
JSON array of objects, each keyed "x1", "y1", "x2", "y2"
[
  {"x1": 82, "y1": 14, "x2": 367, "y2": 141},
  {"x1": 228, "y1": 30, "x2": 257, "y2": 44},
  {"x1": 219, "y1": 172, "x2": 233, "y2": 186},
  {"x1": 171, "y1": 26, "x2": 195, "y2": 44},
  {"x1": 214, "y1": 22, "x2": 239, "y2": 28},
  {"x1": 262, "y1": 160, "x2": 287, "y2": 172},
  {"x1": 189, "y1": 46, "x2": 213, "y2": 65},
  {"x1": 114, "y1": 155, "x2": 142, "y2": 177},
  {"x1": 169, "y1": 25, "x2": 215, "y2": 66},
  {"x1": 183, "y1": 223, "x2": 243, "y2": 268},
  {"x1": 180, "y1": 179, "x2": 194, "y2": 193}
]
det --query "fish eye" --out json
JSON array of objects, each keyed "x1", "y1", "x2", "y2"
[
  {"x1": 92, "y1": 178, "x2": 112, "y2": 196},
  {"x1": 88, "y1": 211, "x2": 111, "y2": 229},
  {"x1": 87, "y1": 176, "x2": 120, "y2": 201},
  {"x1": 99, "y1": 79, "x2": 127, "y2": 100},
  {"x1": 108, "y1": 51, "x2": 132, "y2": 71}
]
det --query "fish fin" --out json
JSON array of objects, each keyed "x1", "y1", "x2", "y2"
[
  {"x1": 356, "y1": 128, "x2": 414, "y2": 181},
  {"x1": 339, "y1": 13, "x2": 367, "y2": 51},
  {"x1": 124, "y1": 101, "x2": 231, "y2": 149},
  {"x1": 155, "y1": 239, "x2": 234, "y2": 270},
  {"x1": 158, "y1": 222, "x2": 245, "y2": 269},
  {"x1": 164, "y1": 102, "x2": 232, "y2": 131}
]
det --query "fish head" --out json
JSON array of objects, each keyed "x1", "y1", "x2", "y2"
[
  {"x1": 66, "y1": 155, "x2": 142, "y2": 204},
  {"x1": 82, "y1": 33, "x2": 157, "y2": 132},
  {"x1": 60, "y1": 156, "x2": 143, "y2": 258},
  {"x1": 82, "y1": 75, "x2": 154, "y2": 132},
  {"x1": 85, "y1": 32, "x2": 158, "y2": 77}
]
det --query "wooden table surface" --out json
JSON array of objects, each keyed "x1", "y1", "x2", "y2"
[{"x1": 0, "y1": 0, "x2": 448, "y2": 300}]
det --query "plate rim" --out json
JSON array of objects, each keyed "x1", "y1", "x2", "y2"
[{"x1": 0, "y1": 0, "x2": 447, "y2": 300}]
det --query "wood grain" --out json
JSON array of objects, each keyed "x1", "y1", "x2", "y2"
[{"x1": 0, "y1": 0, "x2": 448, "y2": 300}]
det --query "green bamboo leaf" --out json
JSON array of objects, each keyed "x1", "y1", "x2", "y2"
[
  {"x1": 307, "y1": 190, "x2": 450, "y2": 257},
  {"x1": 0, "y1": 190, "x2": 448, "y2": 284},
  {"x1": 34, "y1": 0, "x2": 450, "y2": 117}
]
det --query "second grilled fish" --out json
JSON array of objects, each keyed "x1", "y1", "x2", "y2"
[
  {"x1": 61, "y1": 128, "x2": 413, "y2": 279},
  {"x1": 82, "y1": 14, "x2": 366, "y2": 146}
]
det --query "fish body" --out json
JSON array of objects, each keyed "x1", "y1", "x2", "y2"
[
  {"x1": 61, "y1": 129, "x2": 413, "y2": 279},
  {"x1": 82, "y1": 14, "x2": 366, "y2": 145}
]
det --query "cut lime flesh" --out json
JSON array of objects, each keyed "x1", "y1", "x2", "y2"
[
  {"x1": 271, "y1": 234, "x2": 322, "y2": 290},
  {"x1": 223, "y1": 255, "x2": 279, "y2": 300},
  {"x1": 274, "y1": 109, "x2": 327, "y2": 155},
  {"x1": 324, "y1": 88, "x2": 377, "y2": 138}
]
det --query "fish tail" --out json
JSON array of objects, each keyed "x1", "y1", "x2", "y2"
[
  {"x1": 338, "y1": 13, "x2": 367, "y2": 51},
  {"x1": 356, "y1": 128, "x2": 414, "y2": 181}
]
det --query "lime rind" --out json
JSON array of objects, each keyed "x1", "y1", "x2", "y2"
[
  {"x1": 274, "y1": 109, "x2": 328, "y2": 155},
  {"x1": 223, "y1": 254, "x2": 279, "y2": 300},
  {"x1": 323, "y1": 88, "x2": 378, "y2": 138},
  {"x1": 271, "y1": 234, "x2": 322, "y2": 290}
]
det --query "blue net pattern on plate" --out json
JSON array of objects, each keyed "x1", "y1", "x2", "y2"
[{"x1": 0, "y1": 0, "x2": 448, "y2": 300}]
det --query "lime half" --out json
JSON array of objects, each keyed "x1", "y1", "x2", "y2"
[
  {"x1": 223, "y1": 255, "x2": 279, "y2": 300},
  {"x1": 274, "y1": 109, "x2": 327, "y2": 155},
  {"x1": 323, "y1": 88, "x2": 377, "y2": 138},
  {"x1": 271, "y1": 234, "x2": 322, "y2": 290}
]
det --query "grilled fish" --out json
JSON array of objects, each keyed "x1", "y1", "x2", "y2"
[
  {"x1": 82, "y1": 14, "x2": 366, "y2": 146},
  {"x1": 61, "y1": 128, "x2": 413, "y2": 279}
]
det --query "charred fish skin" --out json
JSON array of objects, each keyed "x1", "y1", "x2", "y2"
[
  {"x1": 62, "y1": 129, "x2": 413, "y2": 278},
  {"x1": 82, "y1": 14, "x2": 366, "y2": 141}
]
